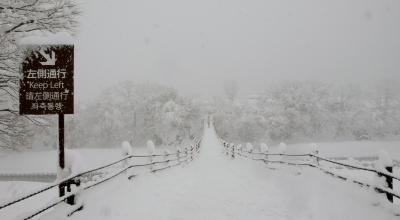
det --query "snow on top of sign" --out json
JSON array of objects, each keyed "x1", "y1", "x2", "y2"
[{"x1": 17, "y1": 31, "x2": 74, "y2": 45}]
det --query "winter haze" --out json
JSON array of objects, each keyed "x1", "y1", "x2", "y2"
[
  {"x1": 76, "y1": 0, "x2": 400, "y2": 100},
  {"x1": 1, "y1": 1, "x2": 400, "y2": 219}
]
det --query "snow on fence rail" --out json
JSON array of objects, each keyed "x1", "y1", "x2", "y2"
[
  {"x1": 220, "y1": 139, "x2": 400, "y2": 206},
  {"x1": 0, "y1": 138, "x2": 202, "y2": 220}
]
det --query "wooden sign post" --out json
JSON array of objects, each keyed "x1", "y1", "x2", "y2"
[{"x1": 19, "y1": 45, "x2": 74, "y2": 198}]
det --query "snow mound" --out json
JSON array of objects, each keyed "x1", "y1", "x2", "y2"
[
  {"x1": 260, "y1": 143, "x2": 268, "y2": 153},
  {"x1": 65, "y1": 150, "x2": 86, "y2": 175},
  {"x1": 57, "y1": 150, "x2": 86, "y2": 180},
  {"x1": 147, "y1": 140, "x2": 155, "y2": 155},
  {"x1": 121, "y1": 141, "x2": 133, "y2": 156},
  {"x1": 279, "y1": 142, "x2": 287, "y2": 153},
  {"x1": 310, "y1": 143, "x2": 319, "y2": 155}
]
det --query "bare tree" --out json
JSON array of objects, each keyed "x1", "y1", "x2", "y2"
[{"x1": 0, "y1": 0, "x2": 79, "y2": 149}]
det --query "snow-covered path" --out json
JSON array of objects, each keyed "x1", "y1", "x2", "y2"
[{"x1": 49, "y1": 126, "x2": 398, "y2": 220}]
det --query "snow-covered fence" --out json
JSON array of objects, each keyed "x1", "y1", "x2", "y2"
[
  {"x1": 220, "y1": 139, "x2": 400, "y2": 206},
  {"x1": 0, "y1": 138, "x2": 202, "y2": 220}
]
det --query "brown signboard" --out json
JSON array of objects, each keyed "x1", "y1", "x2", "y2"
[{"x1": 20, "y1": 45, "x2": 74, "y2": 115}]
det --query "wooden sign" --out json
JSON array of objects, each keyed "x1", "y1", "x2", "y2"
[
  {"x1": 20, "y1": 45, "x2": 74, "y2": 115},
  {"x1": 19, "y1": 45, "x2": 74, "y2": 200}
]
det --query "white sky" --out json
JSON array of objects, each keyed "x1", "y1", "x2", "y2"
[{"x1": 75, "y1": 0, "x2": 400, "y2": 102}]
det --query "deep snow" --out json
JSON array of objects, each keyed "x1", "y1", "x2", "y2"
[{"x1": 37, "y1": 126, "x2": 399, "y2": 220}]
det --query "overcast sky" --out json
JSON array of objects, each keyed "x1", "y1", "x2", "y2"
[{"x1": 75, "y1": 0, "x2": 400, "y2": 102}]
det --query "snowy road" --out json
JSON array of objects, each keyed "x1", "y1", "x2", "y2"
[{"x1": 43, "y1": 127, "x2": 398, "y2": 220}]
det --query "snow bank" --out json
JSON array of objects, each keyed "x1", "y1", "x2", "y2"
[{"x1": 121, "y1": 141, "x2": 133, "y2": 156}]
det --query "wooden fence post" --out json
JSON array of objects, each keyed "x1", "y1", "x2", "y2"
[
  {"x1": 66, "y1": 180, "x2": 75, "y2": 205},
  {"x1": 58, "y1": 114, "x2": 65, "y2": 198},
  {"x1": 377, "y1": 150, "x2": 394, "y2": 203},
  {"x1": 382, "y1": 167, "x2": 394, "y2": 203}
]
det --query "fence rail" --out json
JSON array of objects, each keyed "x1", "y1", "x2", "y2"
[
  {"x1": 0, "y1": 138, "x2": 202, "y2": 220},
  {"x1": 220, "y1": 139, "x2": 400, "y2": 204}
]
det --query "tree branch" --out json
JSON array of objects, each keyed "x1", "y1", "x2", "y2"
[{"x1": 3, "y1": 19, "x2": 35, "y2": 35}]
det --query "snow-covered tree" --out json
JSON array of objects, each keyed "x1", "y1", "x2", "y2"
[
  {"x1": 54, "y1": 82, "x2": 203, "y2": 148},
  {"x1": 0, "y1": 0, "x2": 79, "y2": 149},
  {"x1": 214, "y1": 80, "x2": 400, "y2": 145}
]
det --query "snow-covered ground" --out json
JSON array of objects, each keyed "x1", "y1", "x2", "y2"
[
  {"x1": 286, "y1": 141, "x2": 400, "y2": 159},
  {"x1": 1, "y1": 140, "x2": 399, "y2": 174},
  {"x1": 0, "y1": 146, "x2": 178, "y2": 174},
  {"x1": 31, "y1": 126, "x2": 399, "y2": 220},
  {"x1": 0, "y1": 181, "x2": 56, "y2": 220}
]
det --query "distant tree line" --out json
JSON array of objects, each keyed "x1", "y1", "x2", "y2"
[
  {"x1": 31, "y1": 82, "x2": 204, "y2": 149},
  {"x1": 214, "y1": 80, "x2": 400, "y2": 145}
]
